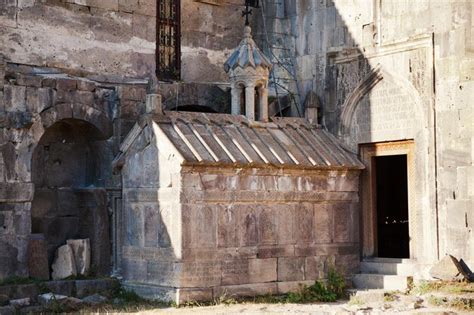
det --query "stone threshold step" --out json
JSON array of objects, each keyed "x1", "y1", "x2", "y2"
[
  {"x1": 361, "y1": 261, "x2": 420, "y2": 276},
  {"x1": 352, "y1": 274, "x2": 411, "y2": 291},
  {"x1": 362, "y1": 257, "x2": 414, "y2": 264}
]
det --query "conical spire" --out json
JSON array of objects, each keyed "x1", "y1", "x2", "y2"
[{"x1": 224, "y1": 26, "x2": 272, "y2": 73}]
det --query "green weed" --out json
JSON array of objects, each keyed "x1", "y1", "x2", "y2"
[
  {"x1": 284, "y1": 267, "x2": 346, "y2": 303},
  {"x1": 348, "y1": 295, "x2": 365, "y2": 306}
]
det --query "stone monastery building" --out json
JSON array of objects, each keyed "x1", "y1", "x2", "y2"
[{"x1": 0, "y1": 0, "x2": 472, "y2": 303}]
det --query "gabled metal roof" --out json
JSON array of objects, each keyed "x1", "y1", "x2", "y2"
[{"x1": 148, "y1": 111, "x2": 364, "y2": 170}]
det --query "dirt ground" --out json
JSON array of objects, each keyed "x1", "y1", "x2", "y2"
[
  {"x1": 132, "y1": 291, "x2": 471, "y2": 315},
  {"x1": 138, "y1": 302, "x2": 460, "y2": 314}
]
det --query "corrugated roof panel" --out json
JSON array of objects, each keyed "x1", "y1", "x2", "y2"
[
  {"x1": 207, "y1": 124, "x2": 248, "y2": 164},
  {"x1": 257, "y1": 128, "x2": 296, "y2": 165},
  {"x1": 278, "y1": 127, "x2": 323, "y2": 166},
  {"x1": 323, "y1": 131, "x2": 364, "y2": 167},
  {"x1": 308, "y1": 128, "x2": 346, "y2": 166},
  {"x1": 150, "y1": 112, "x2": 364, "y2": 170},
  {"x1": 158, "y1": 123, "x2": 199, "y2": 163},
  {"x1": 238, "y1": 125, "x2": 283, "y2": 165},
  {"x1": 224, "y1": 125, "x2": 263, "y2": 164},
  {"x1": 192, "y1": 124, "x2": 234, "y2": 163},
  {"x1": 269, "y1": 128, "x2": 314, "y2": 167},
  {"x1": 295, "y1": 128, "x2": 333, "y2": 166},
  {"x1": 174, "y1": 121, "x2": 214, "y2": 162}
]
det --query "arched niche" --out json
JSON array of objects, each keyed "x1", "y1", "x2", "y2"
[{"x1": 31, "y1": 118, "x2": 111, "y2": 276}]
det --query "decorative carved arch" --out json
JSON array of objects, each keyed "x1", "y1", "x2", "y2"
[
  {"x1": 339, "y1": 64, "x2": 384, "y2": 138},
  {"x1": 339, "y1": 64, "x2": 427, "y2": 143}
]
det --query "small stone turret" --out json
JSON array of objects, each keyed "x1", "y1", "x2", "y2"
[{"x1": 224, "y1": 26, "x2": 272, "y2": 122}]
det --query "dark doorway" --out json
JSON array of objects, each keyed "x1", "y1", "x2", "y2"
[{"x1": 375, "y1": 154, "x2": 409, "y2": 258}]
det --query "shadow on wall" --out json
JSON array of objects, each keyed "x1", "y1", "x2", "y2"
[
  {"x1": 252, "y1": 0, "x2": 438, "y2": 263},
  {"x1": 31, "y1": 118, "x2": 111, "y2": 276}
]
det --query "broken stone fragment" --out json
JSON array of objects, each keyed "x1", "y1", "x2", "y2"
[
  {"x1": 51, "y1": 244, "x2": 77, "y2": 280},
  {"x1": 82, "y1": 293, "x2": 108, "y2": 305},
  {"x1": 429, "y1": 255, "x2": 469, "y2": 281},
  {"x1": 38, "y1": 293, "x2": 68, "y2": 306},
  {"x1": 9, "y1": 297, "x2": 30, "y2": 308},
  {"x1": 67, "y1": 239, "x2": 91, "y2": 276},
  {"x1": 38, "y1": 293, "x2": 83, "y2": 310}
]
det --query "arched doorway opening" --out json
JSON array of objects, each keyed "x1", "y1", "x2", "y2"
[{"x1": 31, "y1": 118, "x2": 111, "y2": 277}]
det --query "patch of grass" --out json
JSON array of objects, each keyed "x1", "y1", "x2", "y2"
[
  {"x1": 449, "y1": 297, "x2": 474, "y2": 311},
  {"x1": 383, "y1": 291, "x2": 398, "y2": 302},
  {"x1": 0, "y1": 276, "x2": 50, "y2": 294},
  {"x1": 212, "y1": 291, "x2": 238, "y2": 305},
  {"x1": 427, "y1": 294, "x2": 446, "y2": 306},
  {"x1": 78, "y1": 288, "x2": 171, "y2": 313},
  {"x1": 284, "y1": 267, "x2": 346, "y2": 303},
  {"x1": 412, "y1": 280, "x2": 474, "y2": 296},
  {"x1": 427, "y1": 294, "x2": 474, "y2": 311},
  {"x1": 250, "y1": 294, "x2": 287, "y2": 304},
  {"x1": 0, "y1": 276, "x2": 37, "y2": 286},
  {"x1": 348, "y1": 295, "x2": 365, "y2": 306}
]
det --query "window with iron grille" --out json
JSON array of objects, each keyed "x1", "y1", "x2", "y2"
[{"x1": 156, "y1": 0, "x2": 181, "y2": 81}]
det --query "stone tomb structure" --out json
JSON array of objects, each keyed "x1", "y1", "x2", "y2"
[{"x1": 115, "y1": 110, "x2": 364, "y2": 302}]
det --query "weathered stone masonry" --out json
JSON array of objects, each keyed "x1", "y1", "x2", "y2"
[
  {"x1": 115, "y1": 111, "x2": 363, "y2": 302},
  {"x1": 0, "y1": 59, "x2": 149, "y2": 278}
]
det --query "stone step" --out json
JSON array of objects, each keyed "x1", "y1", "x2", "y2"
[
  {"x1": 360, "y1": 261, "x2": 419, "y2": 276},
  {"x1": 352, "y1": 273, "x2": 410, "y2": 291},
  {"x1": 362, "y1": 257, "x2": 414, "y2": 264}
]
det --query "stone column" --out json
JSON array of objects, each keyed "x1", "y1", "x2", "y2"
[
  {"x1": 231, "y1": 85, "x2": 241, "y2": 115},
  {"x1": 258, "y1": 85, "x2": 269, "y2": 122},
  {"x1": 245, "y1": 84, "x2": 255, "y2": 120}
]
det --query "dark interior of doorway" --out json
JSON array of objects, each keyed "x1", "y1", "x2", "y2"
[{"x1": 375, "y1": 154, "x2": 409, "y2": 258}]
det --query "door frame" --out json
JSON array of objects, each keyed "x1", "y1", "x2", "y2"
[{"x1": 359, "y1": 140, "x2": 416, "y2": 259}]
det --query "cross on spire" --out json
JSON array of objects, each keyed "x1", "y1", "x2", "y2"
[
  {"x1": 242, "y1": 0, "x2": 259, "y2": 26},
  {"x1": 242, "y1": 1, "x2": 252, "y2": 26}
]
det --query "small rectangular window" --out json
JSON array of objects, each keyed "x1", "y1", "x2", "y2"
[{"x1": 157, "y1": 0, "x2": 181, "y2": 81}]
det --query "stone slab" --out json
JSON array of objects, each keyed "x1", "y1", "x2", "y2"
[
  {"x1": 67, "y1": 239, "x2": 91, "y2": 276},
  {"x1": 278, "y1": 257, "x2": 305, "y2": 282},
  {"x1": 51, "y1": 244, "x2": 77, "y2": 280},
  {"x1": 429, "y1": 255, "x2": 469, "y2": 281},
  {"x1": 27, "y1": 234, "x2": 49, "y2": 281},
  {"x1": 248, "y1": 258, "x2": 277, "y2": 283}
]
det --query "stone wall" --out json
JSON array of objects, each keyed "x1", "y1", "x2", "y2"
[
  {"x1": 261, "y1": 0, "x2": 473, "y2": 267},
  {"x1": 0, "y1": 60, "x2": 148, "y2": 279},
  {"x1": 0, "y1": 0, "x2": 243, "y2": 83},
  {"x1": 121, "y1": 150, "x2": 361, "y2": 302}
]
